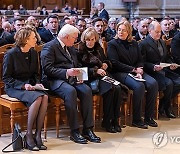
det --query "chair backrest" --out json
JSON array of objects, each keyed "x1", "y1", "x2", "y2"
[
  {"x1": 0, "y1": 44, "x2": 15, "y2": 93},
  {"x1": 0, "y1": 44, "x2": 15, "y2": 54}
]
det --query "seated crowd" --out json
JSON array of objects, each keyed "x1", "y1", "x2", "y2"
[{"x1": 1, "y1": 1, "x2": 180, "y2": 151}]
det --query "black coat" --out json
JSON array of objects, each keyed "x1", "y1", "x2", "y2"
[
  {"x1": 41, "y1": 38, "x2": 80, "y2": 91},
  {"x1": 3, "y1": 46, "x2": 45, "y2": 107},
  {"x1": 77, "y1": 42, "x2": 113, "y2": 95},
  {"x1": 107, "y1": 38, "x2": 143, "y2": 83}
]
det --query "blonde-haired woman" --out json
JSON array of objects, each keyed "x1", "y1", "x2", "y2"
[
  {"x1": 77, "y1": 27, "x2": 122, "y2": 133},
  {"x1": 3, "y1": 26, "x2": 48, "y2": 151},
  {"x1": 107, "y1": 21, "x2": 158, "y2": 129}
]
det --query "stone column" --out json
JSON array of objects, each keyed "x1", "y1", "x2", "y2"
[
  {"x1": 161, "y1": 0, "x2": 180, "y2": 18},
  {"x1": 134, "y1": 0, "x2": 161, "y2": 18},
  {"x1": 93, "y1": 0, "x2": 128, "y2": 18}
]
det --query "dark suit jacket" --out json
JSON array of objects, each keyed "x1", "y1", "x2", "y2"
[
  {"x1": 40, "y1": 10, "x2": 49, "y2": 15},
  {"x1": 139, "y1": 35, "x2": 180, "y2": 90},
  {"x1": 107, "y1": 38, "x2": 143, "y2": 82},
  {"x1": 171, "y1": 31, "x2": 180, "y2": 75},
  {"x1": 39, "y1": 29, "x2": 55, "y2": 43},
  {"x1": 40, "y1": 38, "x2": 80, "y2": 91},
  {"x1": 0, "y1": 33, "x2": 15, "y2": 46},
  {"x1": 99, "y1": 9, "x2": 109, "y2": 21},
  {"x1": 171, "y1": 31, "x2": 180, "y2": 64},
  {"x1": 139, "y1": 35, "x2": 171, "y2": 73}
]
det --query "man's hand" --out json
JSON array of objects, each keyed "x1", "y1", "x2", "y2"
[
  {"x1": 170, "y1": 63, "x2": 178, "y2": 70},
  {"x1": 24, "y1": 84, "x2": 35, "y2": 91},
  {"x1": 154, "y1": 65, "x2": 163, "y2": 71},
  {"x1": 97, "y1": 69, "x2": 106, "y2": 76},
  {"x1": 67, "y1": 68, "x2": 81, "y2": 77}
]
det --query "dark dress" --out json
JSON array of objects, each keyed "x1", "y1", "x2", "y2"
[
  {"x1": 77, "y1": 42, "x2": 122, "y2": 129},
  {"x1": 3, "y1": 46, "x2": 46, "y2": 107}
]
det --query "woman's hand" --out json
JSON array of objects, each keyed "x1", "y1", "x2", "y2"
[
  {"x1": 135, "y1": 73, "x2": 142, "y2": 79},
  {"x1": 24, "y1": 84, "x2": 35, "y2": 91},
  {"x1": 154, "y1": 65, "x2": 163, "y2": 71},
  {"x1": 97, "y1": 69, "x2": 106, "y2": 76},
  {"x1": 134, "y1": 67, "x2": 143, "y2": 75},
  {"x1": 101, "y1": 63, "x2": 108, "y2": 70}
]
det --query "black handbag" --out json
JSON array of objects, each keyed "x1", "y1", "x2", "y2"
[
  {"x1": 2, "y1": 123, "x2": 24, "y2": 153},
  {"x1": 89, "y1": 79, "x2": 99, "y2": 94}
]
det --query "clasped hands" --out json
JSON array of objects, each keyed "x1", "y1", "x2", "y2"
[
  {"x1": 24, "y1": 83, "x2": 44, "y2": 91},
  {"x1": 132, "y1": 67, "x2": 144, "y2": 79}
]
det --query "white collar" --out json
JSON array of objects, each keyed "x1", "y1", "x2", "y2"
[{"x1": 57, "y1": 37, "x2": 66, "y2": 48}]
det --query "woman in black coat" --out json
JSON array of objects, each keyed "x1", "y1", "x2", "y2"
[
  {"x1": 77, "y1": 27, "x2": 122, "y2": 133},
  {"x1": 3, "y1": 26, "x2": 48, "y2": 151},
  {"x1": 107, "y1": 21, "x2": 158, "y2": 129}
]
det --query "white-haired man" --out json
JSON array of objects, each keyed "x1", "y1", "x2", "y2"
[{"x1": 41, "y1": 24, "x2": 101, "y2": 144}]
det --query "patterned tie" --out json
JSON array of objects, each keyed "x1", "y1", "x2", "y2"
[{"x1": 52, "y1": 33, "x2": 57, "y2": 38}]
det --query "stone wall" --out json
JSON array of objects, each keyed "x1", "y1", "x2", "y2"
[{"x1": 93, "y1": 0, "x2": 180, "y2": 19}]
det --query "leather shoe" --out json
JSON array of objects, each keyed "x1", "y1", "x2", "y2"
[
  {"x1": 132, "y1": 121, "x2": 148, "y2": 129},
  {"x1": 70, "y1": 131, "x2": 88, "y2": 144},
  {"x1": 106, "y1": 125, "x2": 117, "y2": 133},
  {"x1": 144, "y1": 118, "x2": 158, "y2": 127},
  {"x1": 82, "y1": 129, "x2": 101, "y2": 143},
  {"x1": 114, "y1": 124, "x2": 122, "y2": 132},
  {"x1": 165, "y1": 110, "x2": 176, "y2": 118}
]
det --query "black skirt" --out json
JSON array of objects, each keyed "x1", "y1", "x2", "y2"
[{"x1": 6, "y1": 88, "x2": 46, "y2": 107}]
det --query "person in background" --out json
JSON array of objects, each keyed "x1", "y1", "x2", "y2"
[
  {"x1": 40, "y1": 6, "x2": 49, "y2": 16},
  {"x1": 97, "y1": 2, "x2": 109, "y2": 21},
  {"x1": 3, "y1": 26, "x2": 48, "y2": 151}
]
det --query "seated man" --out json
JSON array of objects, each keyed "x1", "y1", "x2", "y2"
[
  {"x1": 41, "y1": 24, "x2": 101, "y2": 144},
  {"x1": 139, "y1": 21, "x2": 180, "y2": 118}
]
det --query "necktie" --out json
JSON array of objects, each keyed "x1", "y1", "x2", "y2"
[
  {"x1": 53, "y1": 33, "x2": 57, "y2": 38},
  {"x1": 64, "y1": 46, "x2": 71, "y2": 58}
]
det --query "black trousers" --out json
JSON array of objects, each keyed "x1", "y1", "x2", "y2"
[
  {"x1": 114, "y1": 73, "x2": 158, "y2": 122},
  {"x1": 102, "y1": 85, "x2": 122, "y2": 127},
  {"x1": 53, "y1": 82, "x2": 94, "y2": 130}
]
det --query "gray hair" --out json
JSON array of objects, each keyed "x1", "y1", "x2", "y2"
[
  {"x1": 58, "y1": 24, "x2": 80, "y2": 38},
  {"x1": 148, "y1": 21, "x2": 160, "y2": 31}
]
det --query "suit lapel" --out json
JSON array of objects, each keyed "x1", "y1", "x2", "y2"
[
  {"x1": 55, "y1": 39, "x2": 73, "y2": 62},
  {"x1": 146, "y1": 35, "x2": 162, "y2": 58}
]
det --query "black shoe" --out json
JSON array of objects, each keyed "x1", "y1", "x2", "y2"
[
  {"x1": 33, "y1": 134, "x2": 47, "y2": 150},
  {"x1": 82, "y1": 129, "x2": 101, "y2": 143},
  {"x1": 70, "y1": 130, "x2": 88, "y2": 144},
  {"x1": 106, "y1": 125, "x2": 117, "y2": 133},
  {"x1": 144, "y1": 118, "x2": 158, "y2": 127},
  {"x1": 114, "y1": 124, "x2": 122, "y2": 132},
  {"x1": 113, "y1": 119, "x2": 122, "y2": 133},
  {"x1": 165, "y1": 110, "x2": 176, "y2": 118},
  {"x1": 132, "y1": 121, "x2": 148, "y2": 129},
  {"x1": 24, "y1": 135, "x2": 39, "y2": 151}
]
